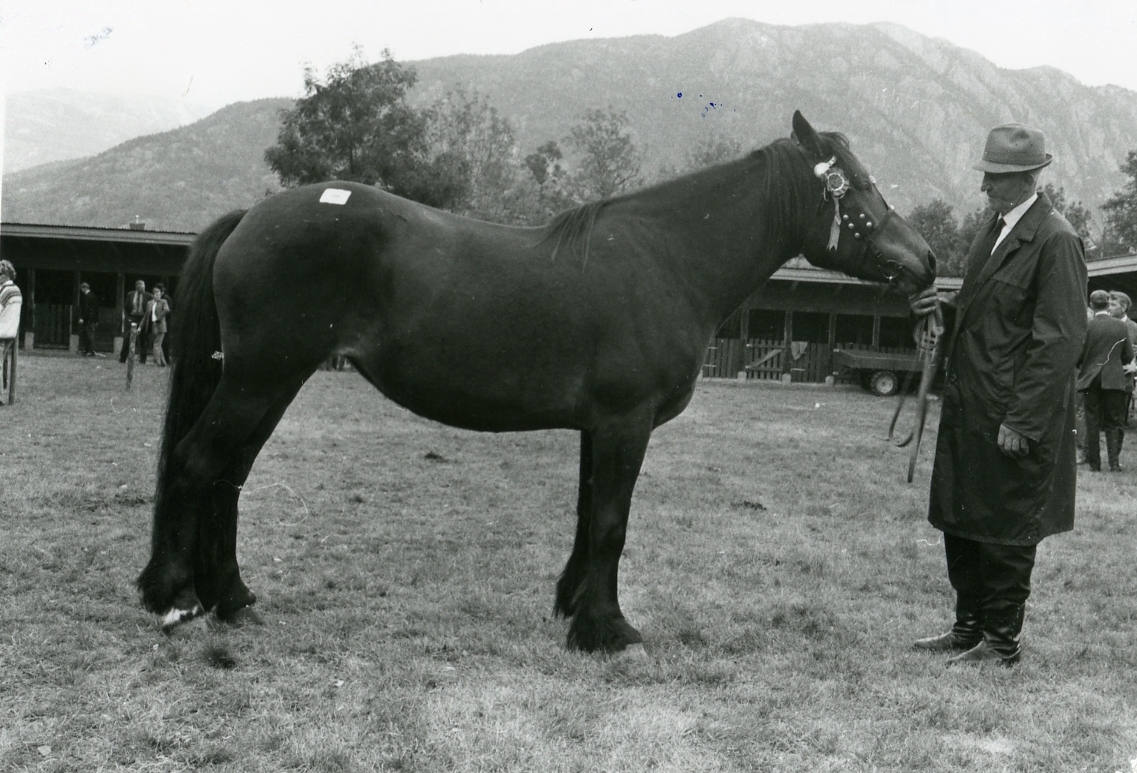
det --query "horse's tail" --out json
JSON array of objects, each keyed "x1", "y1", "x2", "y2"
[{"x1": 152, "y1": 209, "x2": 246, "y2": 514}]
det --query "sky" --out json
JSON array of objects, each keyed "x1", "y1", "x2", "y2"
[{"x1": 2, "y1": 0, "x2": 1137, "y2": 111}]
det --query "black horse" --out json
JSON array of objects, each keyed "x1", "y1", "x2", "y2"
[{"x1": 138, "y1": 112, "x2": 935, "y2": 652}]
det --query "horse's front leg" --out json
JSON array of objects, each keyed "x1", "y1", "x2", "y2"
[
  {"x1": 555, "y1": 430, "x2": 592, "y2": 618},
  {"x1": 565, "y1": 418, "x2": 651, "y2": 653}
]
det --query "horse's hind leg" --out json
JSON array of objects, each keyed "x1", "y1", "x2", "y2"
[
  {"x1": 555, "y1": 431, "x2": 593, "y2": 617},
  {"x1": 139, "y1": 376, "x2": 299, "y2": 630},
  {"x1": 195, "y1": 381, "x2": 305, "y2": 620}
]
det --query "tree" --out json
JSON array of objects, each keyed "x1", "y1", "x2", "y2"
[
  {"x1": 564, "y1": 108, "x2": 644, "y2": 201},
  {"x1": 907, "y1": 199, "x2": 964, "y2": 276},
  {"x1": 524, "y1": 141, "x2": 564, "y2": 186},
  {"x1": 653, "y1": 134, "x2": 743, "y2": 183},
  {"x1": 958, "y1": 206, "x2": 991, "y2": 258},
  {"x1": 512, "y1": 140, "x2": 576, "y2": 224},
  {"x1": 264, "y1": 49, "x2": 467, "y2": 209},
  {"x1": 1100, "y1": 151, "x2": 1137, "y2": 255},
  {"x1": 685, "y1": 135, "x2": 743, "y2": 170},
  {"x1": 1042, "y1": 183, "x2": 1095, "y2": 248},
  {"x1": 425, "y1": 88, "x2": 519, "y2": 219}
]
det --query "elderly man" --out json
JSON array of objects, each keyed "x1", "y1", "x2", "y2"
[
  {"x1": 1080, "y1": 290, "x2": 1135, "y2": 471},
  {"x1": 909, "y1": 123, "x2": 1087, "y2": 665}
]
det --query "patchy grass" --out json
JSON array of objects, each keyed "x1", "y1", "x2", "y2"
[{"x1": 2, "y1": 353, "x2": 1135, "y2": 772}]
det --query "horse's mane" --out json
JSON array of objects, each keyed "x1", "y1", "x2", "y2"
[
  {"x1": 542, "y1": 200, "x2": 608, "y2": 267},
  {"x1": 752, "y1": 131, "x2": 869, "y2": 250},
  {"x1": 539, "y1": 130, "x2": 858, "y2": 266}
]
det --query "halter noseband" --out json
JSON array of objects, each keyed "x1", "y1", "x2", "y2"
[{"x1": 813, "y1": 156, "x2": 905, "y2": 285}]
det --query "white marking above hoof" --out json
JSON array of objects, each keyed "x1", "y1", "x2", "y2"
[{"x1": 160, "y1": 604, "x2": 203, "y2": 632}]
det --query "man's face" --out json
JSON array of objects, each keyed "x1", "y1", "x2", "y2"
[
  {"x1": 980, "y1": 171, "x2": 1036, "y2": 215},
  {"x1": 135, "y1": 282, "x2": 145, "y2": 292}
]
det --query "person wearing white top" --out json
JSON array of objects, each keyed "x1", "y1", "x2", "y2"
[{"x1": 0, "y1": 260, "x2": 22, "y2": 406}]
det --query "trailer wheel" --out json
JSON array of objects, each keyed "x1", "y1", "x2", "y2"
[{"x1": 870, "y1": 370, "x2": 899, "y2": 397}]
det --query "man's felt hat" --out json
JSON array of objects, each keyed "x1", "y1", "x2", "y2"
[{"x1": 972, "y1": 123, "x2": 1053, "y2": 173}]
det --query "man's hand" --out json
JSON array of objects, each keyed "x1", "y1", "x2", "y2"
[
  {"x1": 997, "y1": 423, "x2": 1029, "y2": 457},
  {"x1": 908, "y1": 286, "x2": 941, "y2": 317}
]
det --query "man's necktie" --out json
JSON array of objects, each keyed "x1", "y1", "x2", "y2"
[{"x1": 990, "y1": 217, "x2": 1007, "y2": 255}]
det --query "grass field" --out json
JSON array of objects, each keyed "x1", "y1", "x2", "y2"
[{"x1": 2, "y1": 353, "x2": 1136, "y2": 772}]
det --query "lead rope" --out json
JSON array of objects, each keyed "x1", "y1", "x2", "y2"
[{"x1": 887, "y1": 307, "x2": 944, "y2": 482}]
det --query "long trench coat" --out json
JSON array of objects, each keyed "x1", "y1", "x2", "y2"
[{"x1": 929, "y1": 193, "x2": 1087, "y2": 546}]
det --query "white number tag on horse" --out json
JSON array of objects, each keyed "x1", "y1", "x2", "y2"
[{"x1": 319, "y1": 188, "x2": 352, "y2": 205}]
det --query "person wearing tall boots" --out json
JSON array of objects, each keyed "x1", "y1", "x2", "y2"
[
  {"x1": 908, "y1": 123, "x2": 1087, "y2": 666},
  {"x1": 1078, "y1": 290, "x2": 1135, "y2": 472}
]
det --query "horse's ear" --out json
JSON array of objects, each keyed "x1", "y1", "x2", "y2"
[{"x1": 791, "y1": 111, "x2": 824, "y2": 157}]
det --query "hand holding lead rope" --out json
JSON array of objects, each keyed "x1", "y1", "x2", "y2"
[{"x1": 888, "y1": 298, "x2": 945, "y2": 482}]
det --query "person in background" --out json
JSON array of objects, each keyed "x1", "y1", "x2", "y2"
[
  {"x1": 78, "y1": 282, "x2": 100, "y2": 356},
  {"x1": 908, "y1": 123, "x2": 1087, "y2": 666},
  {"x1": 157, "y1": 284, "x2": 173, "y2": 364},
  {"x1": 1075, "y1": 304, "x2": 1094, "y2": 464},
  {"x1": 120, "y1": 279, "x2": 150, "y2": 364},
  {"x1": 1108, "y1": 291, "x2": 1137, "y2": 430},
  {"x1": 146, "y1": 285, "x2": 171, "y2": 366},
  {"x1": 1079, "y1": 290, "x2": 1135, "y2": 472},
  {"x1": 0, "y1": 260, "x2": 22, "y2": 406},
  {"x1": 1108, "y1": 291, "x2": 1137, "y2": 349}
]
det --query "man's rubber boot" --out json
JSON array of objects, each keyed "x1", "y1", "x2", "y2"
[
  {"x1": 946, "y1": 604, "x2": 1024, "y2": 666},
  {"x1": 914, "y1": 596, "x2": 982, "y2": 652}
]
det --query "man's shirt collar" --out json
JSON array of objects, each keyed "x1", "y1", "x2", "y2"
[{"x1": 992, "y1": 193, "x2": 1039, "y2": 252}]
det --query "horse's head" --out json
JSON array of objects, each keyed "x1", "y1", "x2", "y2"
[{"x1": 790, "y1": 111, "x2": 936, "y2": 295}]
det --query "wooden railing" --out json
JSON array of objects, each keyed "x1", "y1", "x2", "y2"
[{"x1": 704, "y1": 338, "x2": 915, "y2": 383}]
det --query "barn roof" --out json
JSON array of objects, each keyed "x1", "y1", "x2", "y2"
[{"x1": 0, "y1": 222, "x2": 196, "y2": 246}]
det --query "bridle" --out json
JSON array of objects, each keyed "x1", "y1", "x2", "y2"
[{"x1": 813, "y1": 156, "x2": 907, "y2": 287}]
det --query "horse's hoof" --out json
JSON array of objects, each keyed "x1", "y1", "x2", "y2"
[
  {"x1": 160, "y1": 603, "x2": 204, "y2": 633},
  {"x1": 566, "y1": 613, "x2": 644, "y2": 654},
  {"x1": 215, "y1": 605, "x2": 263, "y2": 627}
]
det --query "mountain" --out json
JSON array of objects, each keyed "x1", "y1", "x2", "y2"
[
  {"x1": 408, "y1": 19, "x2": 1137, "y2": 215},
  {"x1": 2, "y1": 99, "x2": 289, "y2": 231},
  {"x1": 3, "y1": 88, "x2": 214, "y2": 174},
  {"x1": 5, "y1": 19, "x2": 1137, "y2": 232}
]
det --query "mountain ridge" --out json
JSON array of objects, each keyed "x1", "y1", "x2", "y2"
[{"x1": 5, "y1": 19, "x2": 1137, "y2": 232}]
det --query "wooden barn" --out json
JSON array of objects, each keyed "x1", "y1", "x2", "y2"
[
  {"x1": 702, "y1": 256, "x2": 963, "y2": 384},
  {"x1": 3, "y1": 221, "x2": 1137, "y2": 385},
  {"x1": 0, "y1": 222, "x2": 192, "y2": 354}
]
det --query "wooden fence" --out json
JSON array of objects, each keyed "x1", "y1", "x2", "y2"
[
  {"x1": 704, "y1": 338, "x2": 916, "y2": 383},
  {"x1": 34, "y1": 304, "x2": 71, "y2": 349}
]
